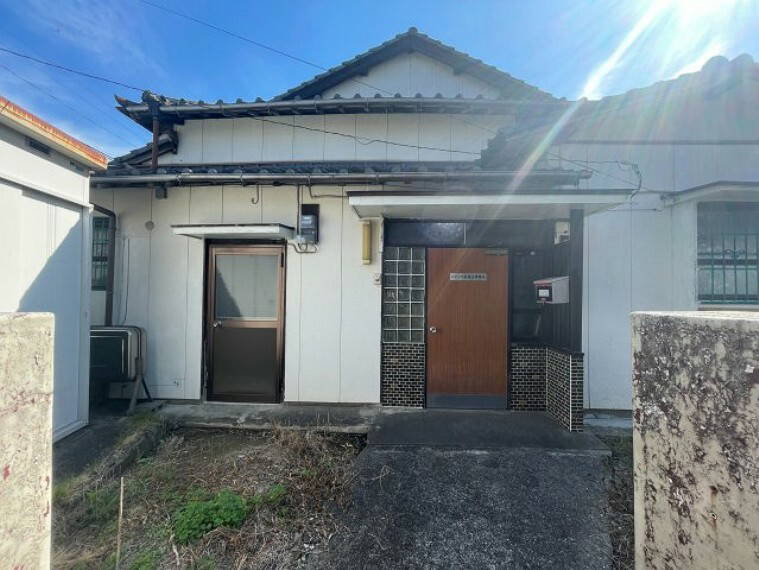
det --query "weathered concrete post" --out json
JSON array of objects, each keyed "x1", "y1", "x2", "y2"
[
  {"x1": 632, "y1": 311, "x2": 759, "y2": 570},
  {"x1": 0, "y1": 313, "x2": 54, "y2": 569}
]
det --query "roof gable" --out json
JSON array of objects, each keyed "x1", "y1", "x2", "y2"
[{"x1": 273, "y1": 27, "x2": 555, "y2": 102}]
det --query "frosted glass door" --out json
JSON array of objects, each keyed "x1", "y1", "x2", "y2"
[
  {"x1": 207, "y1": 246, "x2": 284, "y2": 402},
  {"x1": 215, "y1": 254, "x2": 279, "y2": 320}
]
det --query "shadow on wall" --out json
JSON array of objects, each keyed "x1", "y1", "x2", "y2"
[{"x1": 16, "y1": 189, "x2": 87, "y2": 438}]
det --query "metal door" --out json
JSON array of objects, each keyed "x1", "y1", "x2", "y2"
[{"x1": 206, "y1": 245, "x2": 284, "y2": 402}]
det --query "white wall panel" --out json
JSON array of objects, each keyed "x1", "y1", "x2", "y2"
[
  {"x1": 220, "y1": 185, "x2": 262, "y2": 224},
  {"x1": 294, "y1": 195, "x2": 342, "y2": 402},
  {"x1": 339, "y1": 202, "x2": 381, "y2": 402},
  {"x1": 387, "y1": 114, "x2": 419, "y2": 161},
  {"x1": 232, "y1": 118, "x2": 263, "y2": 163},
  {"x1": 324, "y1": 51, "x2": 501, "y2": 99},
  {"x1": 145, "y1": 190, "x2": 189, "y2": 398},
  {"x1": 262, "y1": 117, "x2": 293, "y2": 162},
  {"x1": 188, "y1": 186, "x2": 223, "y2": 223},
  {"x1": 262, "y1": 186, "x2": 297, "y2": 227},
  {"x1": 202, "y1": 119, "x2": 234, "y2": 163},
  {"x1": 583, "y1": 204, "x2": 634, "y2": 410},
  {"x1": 324, "y1": 115, "x2": 356, "y2": 161},
  {"x1": 355, "y1": 115, "x2": 388, "y2": 160},
  {"x1": 1, "y1": 181, "x2": 90, "y2": 439},
  {"x1": 166, "y1": 121, "x2": 203, "y2": 164},
  {"x1": 418, "y1": 114, "x2": 451, "y2": 161},
  {"x1": 0, "y1": 127, "x2": 88, "y2": 204},
  {"x1": 293, "y1": 116, "x2": 326, "y2": 160}
]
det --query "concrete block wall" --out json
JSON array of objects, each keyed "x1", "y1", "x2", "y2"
[
  {"x1": 632, "y1": 311, "x2": 759, "y2": 570},
  {"x1": 0, "y1": 312, "x2": 54, "y2": 569}
]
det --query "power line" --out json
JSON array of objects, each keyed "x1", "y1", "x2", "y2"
[
  {"x1": 57, "y1": 73, "x2": 148, "y2": 146},
  {"x1": 131, "y1": 0, "x2": 651, "y2": 188},
  {"x1": 0, "y1": 62, "x2": 121, "y2": 158},
  {"x1": 0, "y1": 45, "x2": 146, "y2": 92},
  {"x1": 135, "y1": 0, "x2": 396, "y2": 97},
  {"x1": 251, "y1": 115, "x2": 479, "y2": 156},
  {"x1": 0, "y1": 36, "x2": 652, "y2": 183}
]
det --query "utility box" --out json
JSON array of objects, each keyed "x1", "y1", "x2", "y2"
[
  {"x1": 299, "y1": 204, "x2": 319, "y2": 243},
  {"x1": 534, "y1": 276, "x2": 569, "y2": 304}
]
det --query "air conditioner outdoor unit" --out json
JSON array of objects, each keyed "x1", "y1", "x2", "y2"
[{"x1": 90, "y1": 326, "x2": 150, "y2": 412}]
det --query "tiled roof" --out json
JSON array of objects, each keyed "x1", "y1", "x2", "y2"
[
  {"x1": 114, "y1": 92, "x2": 564, "y2": 131},
  {"x1": 272, "y1": 27, "x2": 556, "y2": 102},
  {"x1": 0, "y1": 96, "x2": 107, "y2": 169},
  {"x1": 480, "y1": 53, "x2": 759, "y2": 169},
  {"x1": 105, "y1": 159, "x2": 481, "y2": 176}
]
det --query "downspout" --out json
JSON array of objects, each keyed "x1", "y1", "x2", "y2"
[{"x1": 92, "y1": 203, "x2": 116, "y2": 326}]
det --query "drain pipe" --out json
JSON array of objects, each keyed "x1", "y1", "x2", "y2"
[{"x1": 92, "y1": 203, "x2": 116, "y2": 326}]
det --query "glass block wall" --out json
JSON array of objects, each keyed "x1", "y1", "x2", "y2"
[{"x1": 382, "y1": 247, "x2": 426, "y2": 343}]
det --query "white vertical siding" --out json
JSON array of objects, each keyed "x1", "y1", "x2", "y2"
[
  {"x1": 0, "y1": 182, "x2": 90, "y2": 439},
  {"x1": 322, "y1": 51, "x2": 501, "y2": 99},
  {"x1": 159, "y1": 113, "x2": 513, "y2": 166},
  {"x1": 96, "y1": 184, "x2": 380, "y2": 403},
  {"x1": 567, "y1": 135, "x2": 757, "y2": 409}
]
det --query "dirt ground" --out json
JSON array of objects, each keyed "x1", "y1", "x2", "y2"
[
  {"x1": 596, "y1": 433, "x2": 634, "y2": 570},
  {"x1": 53, "y1": 428, "x2": 364, "y2": 570}
]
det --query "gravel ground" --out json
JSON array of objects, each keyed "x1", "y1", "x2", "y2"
[{"x1": 310, "y1": 446, "x2": 612, "y2": 570}]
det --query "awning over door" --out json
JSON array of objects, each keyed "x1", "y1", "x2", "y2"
[
  {"x1": 348, "y1": 192, "x2": 631, "y2": 220},
  {"x1": 171, "y1": 223, "x2": 295, "y2": 240}
]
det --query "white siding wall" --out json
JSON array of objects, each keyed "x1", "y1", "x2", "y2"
[
  {"x1": 161, "y1": 113, "x2": 510, "y2": 166},
  {"x1": 557, "y1": 138, "x2": 759, "y2": 409},
  {"x1": 0, "y1": 124, "x2": 91, "y2": 439},
  {"x1": 323, "y1": 52, "x2": 502, "y2": 99},
  {"x1": 91, "y1": 185, "x2": 381, "y2": 403}
]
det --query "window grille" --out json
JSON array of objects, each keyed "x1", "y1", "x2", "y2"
[
  {"x1": 92, "y1": 217, "x2": 111, "y2": 290},
  {"x1": 382, "y1": 247, "x2": 425, "y2": 343},
  {"x1": 697, "y1": 202, "x2": 759, "y2": 304}
]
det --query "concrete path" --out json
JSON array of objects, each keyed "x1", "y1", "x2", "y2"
[
  {"x1": 311, "y1": 410, "x2": 612, "y2": 570},
  {"x1": 154, "y1": 401, "x2": 380, "y2": 433}
]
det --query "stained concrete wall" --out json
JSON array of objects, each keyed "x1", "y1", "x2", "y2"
[
  {"x1": 632, "y1": 311, "x2": 759, "y2": 570},
  {"x1": 0, "y1": 312, "x2": 54, "y2": 569}
]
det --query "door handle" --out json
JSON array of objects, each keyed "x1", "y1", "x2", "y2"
[
  {"x1": 213, "y1": 320, "x2": 223, "y2": 329},
  {"x1": 428, "y1": 326, "x2": 438, "y2": 334}
]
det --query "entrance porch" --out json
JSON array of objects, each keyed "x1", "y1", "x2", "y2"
[{"x1": 350, "y1": 189, "x2": 629, "y2": 431}]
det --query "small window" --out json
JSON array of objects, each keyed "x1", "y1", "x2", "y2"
[
  {"x1": 697, "y1": 202, "x2": 759, "y2": 304},
  {"x1": 92, "y1": 217, "x2": 111, "y2": 290},
  {"x1": 27, "y1": 137, "x2": 51, "y2": 155},
  {"x1": 382, "y1": 247, "x2": 426, "y2": 344}
]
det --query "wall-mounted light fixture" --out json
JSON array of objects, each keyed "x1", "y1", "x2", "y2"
[{"x1": 361, "y1": 220, "x2": 372, "y2": 265}]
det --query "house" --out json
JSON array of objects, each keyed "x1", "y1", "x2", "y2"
[
  {"x1": 90, "y1": 29, "x2": 759, "y2": 429},
  {"x1": 0, "y1": 96, "x2": 107, "y2": 440}
]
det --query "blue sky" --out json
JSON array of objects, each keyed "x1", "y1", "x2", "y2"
[{"x1": 1, "y1": 0, "x2": 757, "y2": 157}]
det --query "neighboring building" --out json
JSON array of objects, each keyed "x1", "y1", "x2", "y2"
[
  {"x1": 90, "y1": 29, "x2": 759, "y2": 427},
  {"x1": 0, "y1": 96, "x2": 108, "y2": 440}
]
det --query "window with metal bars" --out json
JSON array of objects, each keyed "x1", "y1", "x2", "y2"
[
  {"x1": 382, "y1": 247, "x2": 426, "y2": 343},
  {"x1": 697, "y1": 202, "x2": 759, "y2": 304},
  {"x1": 92, "y1": 216, "x2": 111, "y2": 290}
]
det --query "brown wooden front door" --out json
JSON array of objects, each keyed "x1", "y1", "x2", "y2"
[
  {"x1": 426, "y1": 248, "x2": 508, "y2": 408},
  {"x1": 206, "y1": 244, "x2": 285, "y2": 402}
]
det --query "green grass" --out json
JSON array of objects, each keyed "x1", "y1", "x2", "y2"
[{"x1": 173, "y1": 489, "x2": 249, "y2": 543}]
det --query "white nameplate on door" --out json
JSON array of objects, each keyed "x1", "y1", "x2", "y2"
[{"x1": 449, "y1": 272, "x2": 487, "y2": 281}]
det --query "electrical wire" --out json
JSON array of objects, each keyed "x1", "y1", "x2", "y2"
[
  {"x1": 0, "y1": 45, "x2": 146, "y2": 92},
  {"x1": 250, "y1": 115, "x2": 480, "y2": 156},
  {"x1": 0, "y1": 45, "x2": 486, "y2": 158},
  {"x1": 135, "y1": 0, "x2": 396, "y2": 98},
  {"x1": 0, "y1": 32, "x2": 653, "y2": 188},
  {"x1": 58, "y1": 72, "x2": 149, "y2": 145},
  {"x1": 0, "y1": 63, "x2": 118, "y2": 160}
]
